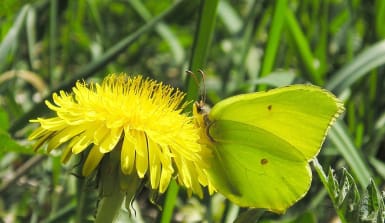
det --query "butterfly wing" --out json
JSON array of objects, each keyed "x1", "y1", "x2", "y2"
[
  {"x1": 204, "y1": 85, "x2": 344, "y2": 212},
  {"x1": 207, "y1": 120, "x2": 311, "y2": 213},
  {"x1": 209, "y1": 85, "x2": 344, "y2": 160}
]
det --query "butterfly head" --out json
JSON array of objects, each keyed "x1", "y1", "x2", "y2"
[
  {"x1": 193, "y1": 100, "x2": 211, "y2": 128},
  {"x1": 193, "y1": 100, "x2": 216, "y2": 146}
]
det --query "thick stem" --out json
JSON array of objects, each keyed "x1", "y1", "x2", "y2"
[{"x1": 95, "y1": 188, "x2": 125, "y2": 223}]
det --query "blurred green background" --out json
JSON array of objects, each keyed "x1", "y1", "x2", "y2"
[{"x1": 1, "y1": 0, "x2": 385, "y2": 222}]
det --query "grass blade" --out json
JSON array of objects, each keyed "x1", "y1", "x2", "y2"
[
  {"x1": 328, "y1": 121, "x2": 372, "y2": 188},
  {"x1": 326, "y1": 40, "x2": 385, "y2": 94},
  {"x1": 0, "y1": 5, "x2": 29, "y2": 71},
  {"x1": 259, "y1": 0, "x2": 287, "y2": 78},
  {"x1": 185, "y1": 0, "x2": 220, "y2": 102},
  {"x1": 285, "y1": 9, "x2": 321, "y2": 84},
  {"x1": 159, "y1": 180, "x2": 179, "y2": 223},
  {"x1": 128, "y1": 0, "x2": 185, "y2": 64}
]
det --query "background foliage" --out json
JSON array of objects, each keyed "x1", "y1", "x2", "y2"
[{"x1": 1, "y1": 0, "x2": 385, "y2": 222}]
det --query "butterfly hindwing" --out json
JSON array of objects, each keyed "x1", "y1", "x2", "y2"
[{"x1": 206, "y1": 120, "x2": 311, "y2": 212}]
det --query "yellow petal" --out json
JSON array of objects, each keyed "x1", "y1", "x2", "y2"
[
  {"x1": 56, "y1": 125, "x2": 87, "y2": 143},
  {"x1": 179, "y1": 159, "x2": 192, "y2": 188},
  {"x1": 158, "y1": 144, "x2": 173, "y2": 172},
  {"x1": 93, "y1": 125, "x2": 108, "y2": 146},
  {"x1": 82, "y1": 145, "x2": 104, "y2": 176},
  {"x1": 46, "y1": 133, "x2": 64, "y2": 152},
  {"x1": 38, "y1": 117, "x2": 67, "y2": 131},
  {"x1": 159, "y1": 168, "x2": 172, "y2": 193},
  {"x1": 33, "y1": 134, "x2": 52, "y2": 151},
  {"x1": 28, "y1": 126, "x2": 49, "y2": 140},
  {"x1": 121, "y1": 129, "x2": 136, "y2": 175},
  {"x1": 188, "y1": 164, "x2": 203, "y2": 198},
  {"x1": 60, "y1": 148, "x2": 73, "y2": 163},
  {"x1": 99, "y1": 127, "x2": 122, "y2": 153},
  {"x1": 61, "y1": 139, "x2": 78, "y2": 163},
  {"x1": 71, "y1": 133, "x2": 93, "y2": 154},
  {"x1": 45, "y1": 98, "x2": 59, "y2": 111},
  {"x1": 148, "y1": 138, "x2": 161, "y2": 189},
  {"x1": 46, "y1": 126, "x2": 84, "y2": 152},
  {"x1": 135, "y1": 131, "x2": 148, "y2": 178}
]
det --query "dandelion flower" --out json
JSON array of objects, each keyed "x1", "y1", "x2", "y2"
[{"x1": 29, "y1": 74, "x2": 213, "y2": 199}]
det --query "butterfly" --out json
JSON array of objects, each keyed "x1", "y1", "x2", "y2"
[{"x1": 193, "y1": 85, "x2": 344, "y2": 213}]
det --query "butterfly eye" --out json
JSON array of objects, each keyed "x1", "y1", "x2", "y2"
[{"x1": 194, "y1": 101, "x2": 203, "y2": 113}]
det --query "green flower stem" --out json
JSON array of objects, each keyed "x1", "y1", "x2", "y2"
[
  {"x1": 95, "y1": 188, "x2": 125, "y2": 223},
  {"x1": 75, "y1": 176, "x2": 88, "y2": 223},
  {"x1": 96, "y1": 149, "x2": 124, "y2": 223}
]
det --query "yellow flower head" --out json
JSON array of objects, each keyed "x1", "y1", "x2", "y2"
[{"x1": 29, "y1": 74, "x2": 212, "y2": 197}]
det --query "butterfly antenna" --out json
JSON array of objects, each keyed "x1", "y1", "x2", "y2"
[
  {"x1": 198, "y1": 69, "x2": 207, "y2": 103},
  {"x1": 186, "y1": 70, "x2": 205, "y2": 102},
  {"x1": 186, "y1": 70, "x2": 200, "y2": 86}
]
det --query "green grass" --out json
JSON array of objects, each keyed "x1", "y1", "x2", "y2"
[{"x1": 1, "y1": 0, "x2": 385, "y2": 222}]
